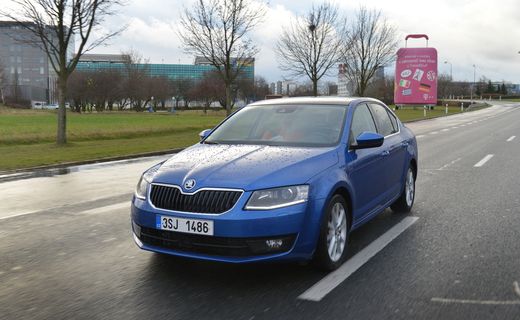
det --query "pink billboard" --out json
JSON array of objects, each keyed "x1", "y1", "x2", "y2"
[{"x1": 394, "y1": 37, "x2": 438, "y2": 105}]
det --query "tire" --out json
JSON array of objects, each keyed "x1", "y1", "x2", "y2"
[
  {"x1": 314, "y1": 194, "x2": 350, "y2": 271},
  {"x1": 391, "y1": 166, "x2": 416, "y2": 213}
]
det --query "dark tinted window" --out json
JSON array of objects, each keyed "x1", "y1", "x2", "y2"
[
  {"x1": 350, "y1": 104, "x2": 377, "y2": 145},
  {"x1": 387, "y1": 110, "x2": 399, "y2": 133},
  {"x1": 369, "y1": 104, "x2": 395, "y2": 136}
]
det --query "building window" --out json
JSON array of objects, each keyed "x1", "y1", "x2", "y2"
[
  {"x1": 40, "y1": 67, "x2": 44, "y2": 75},
  {"x1": 40, "y1": 57, "x2": 45, "y2": 63},
  {"x1": 10, "y1": 67, "x2": 15, "y2": 74},
  {"x1": 17, "y1": 56, "x2": 22, "y2": 63},
  {"x1": 17, "y1": 67, "x2": 22, "y2": 74},
  {"x1": 9, "y1": 56, "x2": 14, "y2": 63}
]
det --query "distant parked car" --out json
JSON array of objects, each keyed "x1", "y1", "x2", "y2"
[{"x1": 131, "y1": 97, "x2": 418, "y2": 270}]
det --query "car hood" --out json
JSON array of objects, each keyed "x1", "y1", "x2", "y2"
[{"x1": 152, "y1": 143, "x2": 339, "y2": 191}]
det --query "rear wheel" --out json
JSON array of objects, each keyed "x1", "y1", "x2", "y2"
[
  {"x1": 314, "y1": 195, "x2": 349, "y2": 270},
  {"x1": 391, "y1": 166, "x2": 415, "y2": 213}
]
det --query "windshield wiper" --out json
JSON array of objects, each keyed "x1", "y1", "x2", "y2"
[{"x1": 203, "y1": 140, "x2": 220, "y2": 144}]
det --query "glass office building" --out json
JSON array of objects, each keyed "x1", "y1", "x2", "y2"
[{"x1": 75, "y1": 54, "x2": 254, "y2": 81}]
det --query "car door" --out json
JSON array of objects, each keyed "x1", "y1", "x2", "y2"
[
  {"x1": 368, "y1": 103, "x2": 407, "y2": 201},
  {"x1": 346, "y1": 103, "x2": 388, "y2": 221}
]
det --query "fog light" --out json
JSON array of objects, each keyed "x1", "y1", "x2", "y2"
[
  {"x1": 132, "y1": 221, "x2": 141, "y2": 238},
  {"x1": 265, "y1": 239, "x2": 283, "y2": 249}
]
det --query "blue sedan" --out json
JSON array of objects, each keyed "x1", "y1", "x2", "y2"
[{"x1": 131, "y1": 97, "x2": 418, "y2": 270}]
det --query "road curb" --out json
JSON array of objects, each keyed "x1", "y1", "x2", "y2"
[{"x1": 0, "y1": 148, "x2": 185, "y2": 176}]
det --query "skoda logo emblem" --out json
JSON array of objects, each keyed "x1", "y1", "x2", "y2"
[{"x1": 184, "y1": 179, "x2": 196, "y2": 190}]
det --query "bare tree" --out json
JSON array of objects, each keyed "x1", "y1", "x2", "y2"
[
  {"x1": 120, "y1": 50, "x2": 152, "y2": 111},
  {"x1": 238, "y1": 76, "x2": 270, "y2": 102},
  {"x1": 178, "y1": 0, "x2": 265, "y2": 115},
  {"x1": 276, "y1": 3, "x2": 344, "y2": 96},
  {"x1": 341, "y1": 7, "x2": 397, "y2": 96},
  {"x1": 3, "y1": 0, "x2": 125, "y2": 144},
  {"x1": 437, "y1": 74, "x2": 452, "y2": 99},
  {"x1": 192, "y1": 72, "x2": 224, "y2": 113}
]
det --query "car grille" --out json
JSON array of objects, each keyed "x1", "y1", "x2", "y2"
[
  {"x1": 137, "y1": 226, "x2": 296, "y2": 257},
  {"x1": 150, "y1": 184, "x2": 242, "y2": 214}
]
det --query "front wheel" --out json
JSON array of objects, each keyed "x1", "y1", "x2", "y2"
[
  {"x1": 391, "y1": 166, "x2": 416, "y2": 213},
  {"x1": 314, "y1": 195, "x2": 349, "y2": 270}
]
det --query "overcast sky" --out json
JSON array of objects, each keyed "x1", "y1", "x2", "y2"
[{"x1": 4, "y1": 0, "x2": 520, "y2": 84}]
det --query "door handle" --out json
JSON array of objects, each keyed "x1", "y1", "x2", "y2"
[{"x1": 381, "y1": 150, "x2": 390, "y2": 156}]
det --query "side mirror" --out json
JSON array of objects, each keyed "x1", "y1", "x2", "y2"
[
  {"x1": 351, "y1": 132, "x2": 384, "y2": 149},
  {"x1": 199, "y1": 129, "x2": 212, "y2": 141}
]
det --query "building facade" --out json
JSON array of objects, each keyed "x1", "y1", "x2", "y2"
[
  {"x1": 75, "y1": 54, "x2": 255, "y2": 82},
  {"x1": 0, "y1": 21, "x2": 74, "y2": 104}
]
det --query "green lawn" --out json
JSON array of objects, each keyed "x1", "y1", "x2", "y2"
[
  {"x1": 0, "y1": 108, "x2": 225, "y2": 170},
  {"x1": 0, "y1": 104, "x2": 486, "y2": 171},
  {"x1": 0, "y1": 108, "x2": 225, "y2": 145},
  {"x1": 391, "y1": 105, "x2": 465, "y2": 122}
]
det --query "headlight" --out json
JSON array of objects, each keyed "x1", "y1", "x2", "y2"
[
  {"x1": 245, "y1": 185, "x2": 309, "y2": 210},
  {"x1": 135, "y1": 163, "x2": 162, "y2": 199}
]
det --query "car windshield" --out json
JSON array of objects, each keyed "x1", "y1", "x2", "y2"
[{"x1": 205, "y1": 104, "x2": 347, "y2": 147}]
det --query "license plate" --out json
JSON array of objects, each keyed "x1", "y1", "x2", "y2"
[{"x1": 156, "y1": 215, "x2": 214, "y2": 236}]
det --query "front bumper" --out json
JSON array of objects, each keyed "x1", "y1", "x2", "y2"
[{"x1": 131, "y1": 193, "x2": 326, "y2": 263}]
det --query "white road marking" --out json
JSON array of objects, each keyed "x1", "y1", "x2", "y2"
[
  {"x1": 474, "y1": 154, "x2": 494, "y2": 167},
  {"x1": 433, "y1": 281, "x2": 520, "y2": 306},
  {"x1": 431, "y1": 298, "x2": 520, "y2": 305},
  {"x1": 430, "y1": 131, "x2": 438, "y2": 135},
  {"x1": 441, "y1": 129, "x2": 450, "y2": 132},
  {"x1": 298, "y1": 217, "x2": 419, "y2": 302},
  {"x1": 79, "y1": 202, "x2": 129, "y2": 215},
  {"x1": 507, "y1": 136, "x2": 516, "y2": 142},
  {"x1": 451, "y1": 127, "x2": 458, "y2": 129},
  {"x1": 0, "y1": 193, "x2": 131, "y2": 220},
  {"x1": 416, "y1": 135, "x2": 425, "y2": 139},
  {"x1": 438, "y1": 158, "x2": 462, "y2": 170}
]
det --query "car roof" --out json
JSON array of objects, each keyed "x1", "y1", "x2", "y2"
[{"x1": 248, "y1": 96, "x2": 384, "y2": 107}]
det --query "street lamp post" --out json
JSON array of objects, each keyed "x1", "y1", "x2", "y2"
[
  {"x1": 471, "y1": 64, "x2": 476, "y2": 103},
  {"x1": 444, "y1": 60, "x2": 452, "y2": 80},
  {"x1": 444, "y1": 60, "x2": 453, "y2": 99}
]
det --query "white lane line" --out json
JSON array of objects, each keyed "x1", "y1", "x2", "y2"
[
  {"x1": 514, "y1": 281, "x2": 520, "y2": 298},
  {"x1": 441, "y1": 129, "x2": 450, "y2": 132},
  {"x1": 79, "y1": 202, "x2": 129, "y2": 215},
  {"x1": 430, "y1": 131, "x2": 438, "y2": 135},
  {"x1": 431, "y1": 298, "x2": 520, "y2": 306},
  {"x1": 474, "y1": 154, "x2": 494, "y2": 167},
  {"x1": 438, "y1": 158, "x2": 462, "y2": 170},
  {"x1": 507, "y1": 136, "x2": 516, "y2": 142},
  {"x1": 451, "y1": 127, "x2": 458, "y2": 129},
  {"x1": 298, "y1": 216, "x2": 419, "y2": 302},
  {"x1": 416, "y1": 135, "x2": 425, "y2": 139}
]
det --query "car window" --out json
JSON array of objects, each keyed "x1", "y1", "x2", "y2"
[
  {"x1": 369, "y1": 104, "x2": 396, "y2": 136},
  {"x1": 205, "y1": 104, "x2": 347, "y2": 147},
  {"x1": 350, "y1": 103, "x2": 377, "y2": 145},
  {"x1": 387, "y1": 109, "x2": 399, "y2": 133}
]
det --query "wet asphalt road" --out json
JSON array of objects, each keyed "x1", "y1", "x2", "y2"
[{"x1": 1, "y1": 103, "x2": 520, "y2": 319}]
